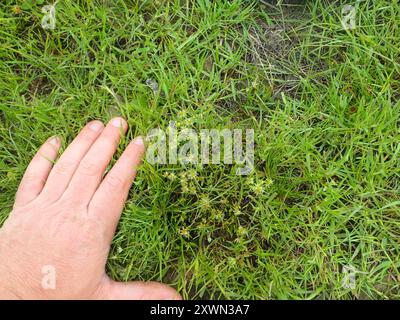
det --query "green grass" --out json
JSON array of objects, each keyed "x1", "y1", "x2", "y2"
[{"x1": 1, "y1": 0, "x2": 399, "y2": 299}]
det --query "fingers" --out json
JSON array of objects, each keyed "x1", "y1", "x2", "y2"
[
  {"x1": 100, "y1": 278, "x2": 182, "y2": 300},
  {"x1": 14, "y1": 136, "x2": 61, "y2": 208},
  {"x1": 39, "y1": 120, "x2": 104, "y2": 202},
  {"x1": 88, "y1": 137, "x2": 145, "y2": 239},
  {"x1": 61, "y1": 118, "x2": 128, "y2": 204}
]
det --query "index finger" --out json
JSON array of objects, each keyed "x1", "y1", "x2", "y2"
[{"x1": 87, "y1": 136, "x2": 145, "y2": 241}]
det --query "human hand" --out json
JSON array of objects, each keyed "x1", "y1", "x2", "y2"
[{"x1": 0, "y1": 118, "x2": 181, "y2": 300}]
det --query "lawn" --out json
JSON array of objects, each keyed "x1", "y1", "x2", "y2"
[{"x1": 0, "y1": 0, "x2": 399, "y2": 299}]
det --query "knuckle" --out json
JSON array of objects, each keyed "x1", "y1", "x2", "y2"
[
  {"x1": 22, "y1": 174, "x2": 45, "y2": 188},
  {"x1": 54, "y1": 160, "x2": 74, "y2": 175},
  {"x1": 23, "y1": 173, "x2": 40, "y2": 183},
  {"x1": 80, "y1": 159, "x2": 100, "y2": 176},
  {"x1": 58, "y1": 193, "x2": 85, "y2": 209},
  {"x1": 79, "y1": 129, "x2": 98, "y2": 143},
  {"x1": 104, "y1": 174, "x2": 126, "y2": 189},
  {"x1": 102, "y1": 132, "x2": 120, "y2": 148}
]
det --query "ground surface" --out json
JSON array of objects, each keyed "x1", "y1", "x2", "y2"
[{"x1": 0, "y1": 0, "x2": 399, "y2": 299}]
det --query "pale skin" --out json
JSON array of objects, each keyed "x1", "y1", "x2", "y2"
[{"x1": 0, "y1": 118, "x2": 181, "y2": 300}]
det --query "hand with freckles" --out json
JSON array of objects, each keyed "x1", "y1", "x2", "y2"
[{"x1": 0, "y1": 118, "x2": 181, "y2": 300}]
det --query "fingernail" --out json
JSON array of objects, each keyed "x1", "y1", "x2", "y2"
[
  {"x1": 111, "y1": 117, "x2": 125, "y2": 128},
  {"x1": 133, "y1": 136, "x2": 144, "y2": 146},
  {"x1": 49, "y1": 136, "x2": 59, "y2": 146},
  {"x1": 89, "y1": 121, "x2": 103, "y2": 132}
]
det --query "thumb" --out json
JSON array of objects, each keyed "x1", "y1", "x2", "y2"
[{"x1": 99, "y1": 277, "x2": 182, "y2": 300}]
